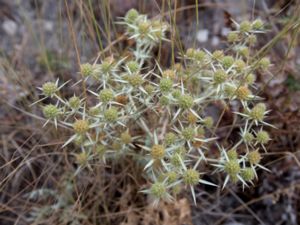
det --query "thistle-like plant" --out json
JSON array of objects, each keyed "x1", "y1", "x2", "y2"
[{"x1": 33, "y1": 10, "x2": 273, "y2": 205}]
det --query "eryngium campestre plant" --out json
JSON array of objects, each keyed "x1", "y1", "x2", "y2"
[{"x1": 34, "y1": 11, "x2": 272, "y2": 205}]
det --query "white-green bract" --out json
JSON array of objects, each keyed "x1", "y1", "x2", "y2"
[{"x1": 34, "y1": 10, "x2": 272, "y2": 205}]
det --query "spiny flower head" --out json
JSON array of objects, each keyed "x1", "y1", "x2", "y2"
[
  {"x1": 183, "y1": 169, "x2": 200, "y2": 186},
  {"x1": 159, "y1": 78, "x2": 173, "y2": 93},
  {"x1": 224, "y1": 160, "x2": 240, "y2": 176},
  {"x1": 178, "y1": 94, "x2": 194, "y2": 109},
  {"x1": 258, "y1": 57, "x2": 270, "y2": 71},
  {"x1": 68, "y1": 96, "x2": 81, "y2": 109},
  {"x1": 214, "y1": 69, "x2": 227, "y2": 84},
  {"x1": 95, "y1": 145, "x2": 106, "y2": 155},
  {"x1": 75, "y1": 151, "x2": 88, "y2": 165},
  {"x1": 227, "y1": 149, "x2": 238, "y2": 160},
  {"x1": 125, "y1": 8, "x2": 139, "y2": 24},
  {"x1": 127, "y1": 74, "x2": 143, "y2": 87},
  {"x1": 181, "y1": 127, "x2": 195, "y2": 141},
  {"x1": 252, "y1": 19, "x2": 263, "y2": 30},
  {"x1": 239, "y1": 20, "x2": 251, "y2": 32},
  {"x1": 144, "y1": 84, "x2": 155, "y2": 94},
  {"x1": 172, "y1": 89, "x2": 181, "y2": 99},
  {"x1": 120, "y1": 131, "x2": 132, "y2": 144},
  {"x1": 241, "y1": 168, "x2": 255, "y2": 181},
  {"x1": 212, "y1": 50, "x2": 224, "y2": 60},
  {"x1": 236, "y1": 86, "x2": 251, "y2": 100},
  {"x1": 250, "y1": 103, "x2": 266, "y2": 121},
  {"x1": 203, "y1": 116, "x2": 214, "y2": 128},
  {"x1": 99, "y1": 89, "x2": 114, "y2": 103},
  {"x1": 227, "y1": 31, "x2": 239, "y2": 43},
  {"x1": 221, "y1": 56, "x2": 234, "y2": 69},
  {"x1": 88, "y1": 106, "x2": 101, "y2": 116},
  {"x1": 138, "y1": 21, "x2": 151, "y2": 36},
  {"x1": 80, "y1": 63, "x2": 93, "y2": 77},
  {"x1": 73, "y1": 120, "x2": 89, "y2": 134},
  {"x1": 43, "y1": 104, "x2": 60, "y2": 118},
  {"x1": 150, "y1": 182, "x2": 166, "y2": 199},
  {"x1": 235, "y1": 59, "x2": 246, "y2": 72},
  {"x1": 187, "y1": 112, "x2": 198, "y2": 124},
  {"x1": 104, "y1": 107, "x2": 118, "y2": 122},
  {"x1": 42, "y1": 82, "x2": 57, "y2": 97},
  {"x1": 165, "y1": 171, "x2": 178, "y2": 183},
  {"x1": 256, "y1": 130, "x2": 270, "y2": 144},
  {"x1": 151, "y1": 144, "x2": 165, "y2": 160},
  {"x1": 247, "y1": 150, "x2": 261, "y2": 165},
  {"x1": 243, "y1": 131, "x2": 254, "y2": 143},
  {"x1": 245, "y1": 73, "x2": 256, "y2": 85},
  {"x1": 164, "y1": 132, "x2": 176, "y2": 146},
  {"x1": 126, "y1": 60, "x2": 139, "y2": 73}
]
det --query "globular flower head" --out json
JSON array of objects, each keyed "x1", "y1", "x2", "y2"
[
  {"x1": 252, "y1": 19, "x2": 263, "y2": 30},
  {"x1": 178, "y1": 94, "x2": 194, "y2": 109},
  {"x1": 227, "y1": 31, "x2": 239, "y2": 43},
  {"x1": 42, "y1": 82, "x2": 57, "y2": 97},
  {"x1": 247, "y1": 34, "x2": 257, "y2": 45},
  {"x1": 165, "y1": 171, "x2": 178, "y2": 183},
  {"x1": 186, "y1": 48, "x2": 196, "y2": 58},
  {"x1": 151, "y1": 144, "x2": 165, "y2": 160},
  {"x1": 164, "y1": 132, "x2": 176, "y2": 146},
  {"x1": 120, "y1": 131, "x2": 132, "y2": 144},
  {"x1": 126, "y1": 60, "x2": 140, "y2": 73},
  {"x1": 224, "y1": 84, "x2": 236, "y2": 97},
  {"x1": 159, "y1": 78, "x2": 173, "y2": 93},
  {"x1": 187, "y1": 112, "x2": 198, "y2": 124},
  {"x1": 194, "y1": 50, "x2": 206, "y2": 61},
  {"x1": 203, "y1": 116, "x2": 214, "y2": 128},
  {"x1": 73, "y1": 120, "x2": 89, "y2": 134},
  {"x1": 258, "y1": 57, "x2": 270, "y2": 71},
  {"x1": 241, "y1": 168, "x2": 255, "y2": 181},
  {"x1": 159, "y1": 96, "x2": 169, "y2": 106},
  {"x1": 99, "y1": 89, "x2": 114, "y2": 103},
  {"x1": 221, "y1": 56, "x2": 234, "y2": 69},
  {"x1": 238, "y1": 47, "x2": 250, "y2": 58},
  {"x1": 236, "y1": 86, "x2": 251, "y2": 100},
  {"x1": 245, "y1": 73, "x2": 256, "y2": 85},
  {"x1": 243, "y1": 131, "x2": 254, "y2": 144},
  {"x1": 247, "y1": 150, "x2": 261, "y2": 165},
  {"x1": 250, "y1": 103, "x2": 266, "y2": 121},
  {"x1": 80, "y1": 63, "x2": 93, "y2": 77},
  {"x1": 256, "y1": 130, "x2": 270, "y2": 144},
  {"x1": 183, "y1": 169, "x2": 200, "y2": 186},
  {"x1": 125, "y1": 8, "x2": 139, "y2": 24},
  {"x1": 212, "y1": 50, "x2": 224, "y2": 60},
  {"x1": 181, "y1": 127, "x2": 195, "y2": 141},
  {"x1": 43, "y1": 104, "x2": 60, "y2": 119},
  {"x1": 75, "y1": 151, "x2": 88, "y2": 166},
  {"x1": 235, "y1": 59, "x2": 246, "y2": 72},
  {"x1": 88, "y1": 106, "x2": 101, "y2": 116},
  {"x1": 138, "y1": 21, "x2": 151, "y2": 36},
  {"x1": 100, "y1": 58, "x2": 114, "y2": 74},
  {"x1": 68, "y1": 96, "x2": 81, "y2": 109},
  {"x1": 239, "y1": 20, "x2": 251, "y2": 32},
  {"x1": 227, "y1": 149, "x2": 238, "y2": 160},
  {"x1": 127, "y1": 74, "x2": 144, "y2": 87},
  {"x1": 224, "y1": 160, "x2": 240, "y2": 176},
  {"x1": 144, "y1": 84, "x2": 155, "y2": 95},
  {"x1": 104, "y1": 107, "x2": 118, "y2": 122},
  {"x1": 150, "y1": 182, "x2": 166, "y2": 199},
  {"x1": 172, "y1": 89, "x2": 181, "y2": 99},
  {"x1": 214, "y1": 69, "x2": 227, "y2": 84}
]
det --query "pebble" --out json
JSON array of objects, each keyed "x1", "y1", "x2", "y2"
[
  {"x1": 196, "y1": 29, "x2": 209, "y2": 43},
  {"x1": 2, "y1": 20, "x2": 18, "y2": 36}
]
